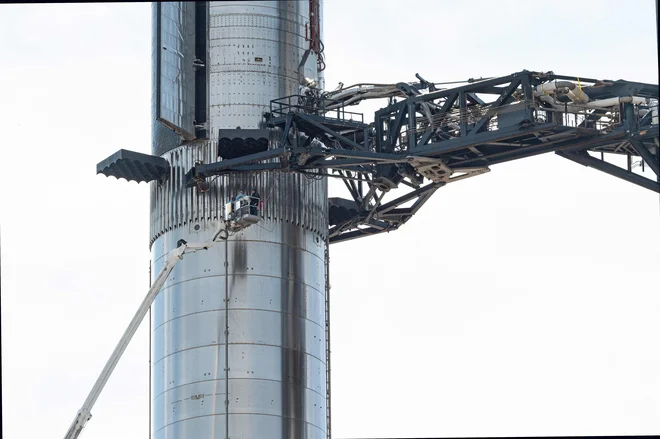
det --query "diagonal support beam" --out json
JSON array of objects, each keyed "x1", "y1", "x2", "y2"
[
  {"x1": 415, "y1": 122, "x2": 558, "y2": 157},
  {"x1": 280, "y1": 112, "x2": 294, "y2": 147},
  {"x1": 213, "y1": 163, "x2": 282, "y2": 173},
  {"x1": 389, "y1": 103, "x2": 408, "y2": 150},
  {"x1": 329, "y1": 225, "x2": 395, "y2": 244},
  {"x1": 376, "y1": 182, "x2": 443, "y2": 215},
  {"x1": 419, "y1": 73, "x2": 523, "y2": 102},
  {"x1": 312, "y1": 159, "x2": 376, "y2": 168},
  {"x1": 415, "y1": 94, "x2": 459, "y2": 148},
  {"x1": 556, "y1": 150, "x2": 660, "y2": 193},
  {"x1": 578, "y1": 109, "x2": 607, "y2": 129},
  {"x1": 185, "y1": 147, "x2": 286, "y2": 187},
  {"x1": 628, "y1": 139, "x2": 659, "y2": 177},
  {"x1": 339, "y1": 170, "x2": 362, "y2": 203},
  {"x1": 297, "y1": 113, "x2": 365, "y2": 150},
  {"x1": 308, "y1": 148, "x2": 410, "y2": 162},
  {"x1": 407, "y1": 185, "x2": 441, "y2": 216},
  {"x1": 468, "y1": 79, "x2": 521, "y2": 136}
]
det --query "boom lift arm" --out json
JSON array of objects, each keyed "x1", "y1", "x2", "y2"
[{"x1": 62, "y1": 230, "x2": 227, "y2": 439}]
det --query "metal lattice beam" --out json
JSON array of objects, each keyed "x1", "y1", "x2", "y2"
[{"x1": 169, "y1": 70, "x2": 659, "y2": 243}]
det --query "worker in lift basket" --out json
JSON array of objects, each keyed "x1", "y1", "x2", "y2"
[
  {"x1": 250, "y1": 188, "x2": 260, "y2": 215},
  {"x1": 235, "y1": 191, "x2": 247, "y2": 214}
]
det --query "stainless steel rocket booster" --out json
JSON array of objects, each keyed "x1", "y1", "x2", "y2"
[
  {"x1": 149, "y1": 1, "x2": 328, "y2": 438},
  {"x1": 73, "y1": 2, "x2": 660, "y2": 439}
]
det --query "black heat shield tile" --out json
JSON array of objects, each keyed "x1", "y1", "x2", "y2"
[{"x1": 96, "y1": 149, "x2": 170, "y2": 183}]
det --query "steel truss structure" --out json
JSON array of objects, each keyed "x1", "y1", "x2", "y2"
[
  {"x1": 184, "y1": 71, "x2": 659, "y2": 243},
  {"x1": 102, "y1": 70, "x2": 659, "y2": 244}
]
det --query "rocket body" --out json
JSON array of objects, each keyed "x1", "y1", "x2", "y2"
[{"x1": 149, "y1": 2, "x2": 328, "y2": 438}]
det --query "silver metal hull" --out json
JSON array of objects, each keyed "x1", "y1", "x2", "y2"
[
  {"x1": 151, "y1": 221, "x2": 327, "y2": 438},
  {"x1": 149, "y1": 1, "x2": 328, "y2": 438}
]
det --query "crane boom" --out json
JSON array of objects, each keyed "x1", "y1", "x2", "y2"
[{"x1": 62, "y1": 235, "x2": 224, "y2": 439}]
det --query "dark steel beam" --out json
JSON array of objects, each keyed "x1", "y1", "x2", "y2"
[
  {"x1": 556, "y1": 151, "x2": 660, "y2": 193},
  {"x1": 308, "y1": 148, "x2": 410, "y2": 162},
  {"x1": 629, "y1": 125, "x2": 659, "y2": 140},
  {"x1": 407, "y1": 102, "x2": 417, "y2": 150},
  {"x1": 413, "y1": 122, "x2": 558, "y2": 157},
  {"x1": 408, "y1": 186, "x2": 440, "y2": 215},
  {"x1": 299, "y1": 170, "x2": 369, "y2": 181},
  {"x1": 547, "y1": 73, "x2": 602, "y2": 84},
  {"x1": 453, "y1": 129, "x2": 620, "y2": 168},
  {"x1": 329, "y1": 226, "x2": 395, "y2": 244},
  {"x1": 340, "y1": 173, "x2": 361, "y2": 203},
  {"x1": 280, "y1": 112, "x2": 294, "y2": 146},
  {"x1": 379, "y1": 208, "x2": 413, "y2": 218},
  {"x1": 578, "y1": 109, "x2": 607, "y2": 129},
  {"x1": 216, "y1": 163, "x2": 282, "y2": 173},
  {"x1": 389, "y1": 102, "x2": 408, "y2": 150},
  {"x1": 297, "y1": 113, "x2": 365, "y2": 150},
  {"x1": 629, "y1": 139, "x2": 660, "y2": 177},
  {"x1": 415, "y1": 92, "x2": 459, "y2": 148},
  {"x1": 416, "y1": 129, "x2": 434, "y2": 148},
  {"x1": 199, "y1": 147, "x2": 285, "y2": 174},
  {"x1": 467, "y1": 79, "x2": 521, "y2": 135},
  {"x1": 185, "y1": 147, "x2": 286, "y2": 186},
  {"x1": 311, "y1": 159, "x2": 376, "y2": 168},
  {"x1": 437, "y1": 92, "x2": 459, "y2": 114},
  {"x1": 376, "y1": 183, "x2": 443, "y2": 215},
  {"x1": 466, "y1": 92, "x2": 486, "y2": 106},
  {"x1": 414, "y1": 72, "x2": 525, "y2": 103},
  {"x1": 459, "y1": 91, "x2": 468, "y2": 136}
]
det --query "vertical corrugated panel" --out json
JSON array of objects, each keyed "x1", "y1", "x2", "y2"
[
  {"x1": 176, "y1": 151, "x2": 180, "y2": 227},
  {"x1": 150, "y1": 181, "x2": 154, "y2": 240},
  {"x1": 172, "y1": 152, "x2": 177, "y2": 227},
  {"x1": 167, "y1": 151, "x2": 173, "y2": 231},
  {"x1": 205, "y1": 143, "x2": 209, "y2": 220},
  {"x1": 303, "y1": 174, "x2": 307, "y2": 230},
  {"x1": 162, "y1": 175, "x2": 165, "y2": 232},
  {"x1": 296, "y1": 173, "x2": 301, "y2": 226},
  {"x1": 207, "y1": 143, "x2": 213, "y2": 220},
  {"x1": 155, "y1": 179, "x2": 159, "y2": 235},
  {"x1": 288, "y1": 174, "x2": 293, "y2": 224},
  {"x1": 281, "y1": 173, "x2": 286, "y2": 224},
  {"x1": 210, "y1": 144, "x2": 217, "y2": 220},
  {"x1": 183, "y1": 146, "x2": 188, "y2": 226},
  {"x1": 180, "y1": 149, "x2": 185, "y2": 226},
  {"x1": 165, "y1": 152, "x2": 170, "y2": 231},
  {"x1": 188, "y1": 146, "x2": 193, "y2": 223},
  {"x1": 193, "y1": 146, "x2": 199, "y2": 222},
  {"x1": 150, "y1": 143, "x2": 329, "y2": 247},
  {"x1": 175, "y1": 152, "x2": 181, "y2": 227},
  {"x1": 156, "y1": 181, "x2": 161, "y2": 236}
]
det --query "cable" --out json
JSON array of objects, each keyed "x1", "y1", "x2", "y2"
[
  {"x1": 261, "y1": 172, "x2": 278, "y2": 205},
  {"x1": 328, "y1": 76, "x2": 495, "y2": 96},
  {"x1": 431, "y1": 76, "x2": 494, "y2": 86}
]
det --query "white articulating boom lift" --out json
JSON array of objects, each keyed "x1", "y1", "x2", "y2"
[{"x1": 63, "y1": 226, "x2": 230, "y2": 439}]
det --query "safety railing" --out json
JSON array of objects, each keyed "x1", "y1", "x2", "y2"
[
  {"x1": 224, "y1": 197, "x2": 260, "y2": 222},
  {"x1": 270, "y1": 95, "x2": 364, "y2": 123},
  {"x1": 400, "y1": 99, "x2": 625, "y2": 145}
]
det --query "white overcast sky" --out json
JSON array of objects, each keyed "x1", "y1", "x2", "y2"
[{"x1": 1, "y1": 1, "x2": 659, "y2": 438}]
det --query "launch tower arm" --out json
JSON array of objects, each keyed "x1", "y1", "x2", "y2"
[
  {"x1": 62, "y1": 237, "x2": 223, "y2": 439},
  {"x1": 179, "y1": 70, "x2": 659, "y2": 243},
  {"x1": 98, "y1": 70, "x2": 658, "y2": 244}
]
